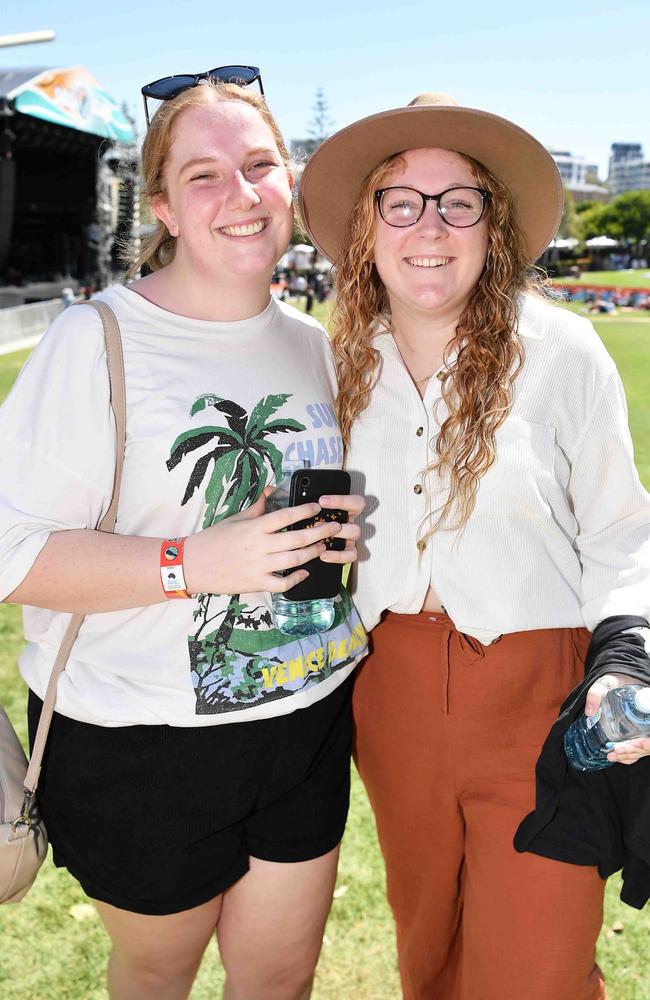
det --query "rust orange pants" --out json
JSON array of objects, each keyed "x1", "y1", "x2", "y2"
[{"x1": 353, "y1": 611, "x2": 607, "y2": 1000}]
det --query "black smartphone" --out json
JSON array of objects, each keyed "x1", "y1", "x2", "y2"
[{"x1": 284, "y1": 468, "x2": 351, "y2": 601}]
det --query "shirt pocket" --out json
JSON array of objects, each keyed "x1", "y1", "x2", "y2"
[{"x1": 474, "y1": 417, "x2": 557, "y2": 518}]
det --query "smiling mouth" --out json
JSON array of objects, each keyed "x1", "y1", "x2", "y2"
[
  {"x1": 405, "y1": 256, "x2": 452, "y2": 268},
  {"x1": 219, "y1": 220, "x2": 267, "y2": 237}
]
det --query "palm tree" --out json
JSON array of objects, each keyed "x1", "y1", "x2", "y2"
[{"x1": 167, "y1": 393, "x2": 306, "y2": 712}]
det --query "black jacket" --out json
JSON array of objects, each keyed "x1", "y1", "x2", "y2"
[{"x1": 514, "y1": 615, "x2": 650, "y2": 909}]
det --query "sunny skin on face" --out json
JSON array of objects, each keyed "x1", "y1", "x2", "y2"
[
  {"x1": 372, "y1": 148, "x2": 489, "y2": 331},
  {"x1": 152, "y1": 100, "x2": 294, "y2": 311}
]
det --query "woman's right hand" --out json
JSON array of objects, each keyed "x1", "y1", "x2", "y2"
[{"x1": 183, "y1": 490, "x2": 343, "y2": 596}]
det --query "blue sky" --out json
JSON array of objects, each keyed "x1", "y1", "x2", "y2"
[{"x1": 3, "y1": 0, "x2": 648, "y2": 177}]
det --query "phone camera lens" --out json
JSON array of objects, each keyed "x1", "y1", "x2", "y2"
[{"x1": 300, "y1": 477, "x2": 310, "y2": 487}]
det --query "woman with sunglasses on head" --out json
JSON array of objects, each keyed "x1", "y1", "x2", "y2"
[
  {"x1": 0, "y1": 69, "x2": 367, "y2": 1000},
  {"x1": 299, "y1": 93, "x2": 650, "y2": 1000}
]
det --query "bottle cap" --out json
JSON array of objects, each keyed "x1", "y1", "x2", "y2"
[{"x1": 633, "y1": 687, "x2": 650, "y2": 714}]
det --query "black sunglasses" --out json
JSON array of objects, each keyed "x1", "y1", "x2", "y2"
[{"x1": 141, "y1": 65, "x2": 264, "y2": 126}]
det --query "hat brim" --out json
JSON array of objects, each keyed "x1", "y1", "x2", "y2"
[{"x1": 299, "y1": 105, "x2": 563, "y2": 264}]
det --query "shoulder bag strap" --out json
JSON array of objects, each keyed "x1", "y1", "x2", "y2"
[{"x1": 23, "y1": 300, "x2": 126, "y2": 797}]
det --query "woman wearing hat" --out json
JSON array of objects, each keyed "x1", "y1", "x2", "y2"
[{"x1": 299, "y1": 95, "x2": 650, "y2": 999}]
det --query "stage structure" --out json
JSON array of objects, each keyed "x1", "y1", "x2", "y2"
[{"x1": 0, "y1": 66, "x2": 137, "y2": 298}]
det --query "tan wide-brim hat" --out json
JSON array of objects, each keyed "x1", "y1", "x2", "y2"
[{"x1": 299, "y1": 93, "x2": 563, "y2": 264}]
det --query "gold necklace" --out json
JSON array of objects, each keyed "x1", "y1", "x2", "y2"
[
  {"x1": 415, "y1": 369, "x2": 446, "y2": 387},
  {"x1": 389, "y1": 322, "x2": 448, "y2": 388}
]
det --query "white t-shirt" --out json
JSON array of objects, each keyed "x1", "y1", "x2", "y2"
[
  {"x1": 0, "y1": 285, "x2": 367, "y2": 726},
  {"x1": 347, "y1": 293, "x2": 650, "y2": 643}
]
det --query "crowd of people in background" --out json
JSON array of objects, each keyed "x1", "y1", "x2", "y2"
[
  {"x1": 561, "y1": 285, "x2": 650, "y2": 313},
  {"x1": 271, "y1": 267, "x2": 333, "y2": 312}
]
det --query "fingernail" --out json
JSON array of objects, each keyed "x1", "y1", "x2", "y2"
[{"x1": 319, "y1": 495, "x2": 331, "y2": 503}]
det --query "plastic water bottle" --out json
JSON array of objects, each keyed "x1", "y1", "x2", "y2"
[
  {"x1": 271, "y1": 595, "x2": 336, "y2": 636},
  {"x1": 564, "y1": 684, "x2": 650, "y2": 772},
  {"x1": 267, "y1": 461, "x2": 335, "y2": 637}
]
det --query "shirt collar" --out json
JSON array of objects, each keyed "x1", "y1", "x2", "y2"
[
  {"x1": 515, "y1": 291, "x2": 545, "y2": 340},
  {"x1": 370, "y1": 314, "x2": 402, "y2": 360}
]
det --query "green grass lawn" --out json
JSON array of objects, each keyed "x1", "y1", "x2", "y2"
[
  {"x1": 553, "y1": 270, "x2": 650, "y2": 290},
  {"x1": 0, "y1": 348, "x2": 31, "y2": 402},
  {"x1": 1, "y1": 306, "x2": 650, "y2": 998}
]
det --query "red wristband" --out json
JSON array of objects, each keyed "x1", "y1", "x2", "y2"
[{"x1": 160, "y1": 537, "x2": 190, "y2": 599}]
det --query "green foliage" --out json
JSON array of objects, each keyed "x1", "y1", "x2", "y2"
[
  {"x1": 577, "y1": 201, "x2": 610, "y2": 240},
  {"x1": 558, "y1": 188, "x2": 580, "y2": 240},
  {"x1": 203, "y1": 449, "x2": 239, "y2": 526},
  {"x1": 247, "y1": 392, "x2": 292, "y2": 435},
  {"x1": 170, "y1": 391, "x2": 306, "y2": 527},
  {"x1": 605, "y1": 191, "x2": 650, "y2": 244},
  {"x1": 576, "y1": 191, "x2": 650, "y2": 245},
  {"x1": 305, "y1": 87, "x2": 335, "y2": 153}
]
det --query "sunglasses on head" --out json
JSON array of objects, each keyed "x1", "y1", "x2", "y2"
[{"x1": 141, "y1": 65, "x2": 264, "y2": 126}]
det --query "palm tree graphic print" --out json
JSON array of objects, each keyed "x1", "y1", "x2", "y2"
[{"x1": 167, "y1": 393, "x2": 367, "y2": 715}]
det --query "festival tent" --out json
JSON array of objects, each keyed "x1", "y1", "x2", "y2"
[{"x1": 585, "y1": 236, "x2": 619, "y2": 248}]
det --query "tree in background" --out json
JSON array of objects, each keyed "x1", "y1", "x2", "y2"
[
  {"x1": 304, "y1": 88, "x2": 334, "y2": 156},
  {"x1": 289, "y1": 88, "x2": 335, "y2": 163},
  {"x1": 604, "y1": 191, "x2": 650, "y2": 254},
  {"x1": 576, "y1": 191, "x2": 650, "y2": 256},
  {"x1": 575, "y1": 200, "x2": 609, "y2": 241},
  {"x1": 557, "y1": 189, "x2": 580, "y2": 241}
]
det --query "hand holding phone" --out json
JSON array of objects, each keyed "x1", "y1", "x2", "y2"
[{"x1": 284, "y1": 468, "x2": 351, "y2": 601}]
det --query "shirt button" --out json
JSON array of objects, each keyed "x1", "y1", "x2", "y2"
[
  {"x1": 416, "y1": 426, "x2": 424, "y2": 436},
  {"x1": 413, "y1": 484, "x2": 423, "y2": 494},
  {"x1": 437, "y1": 370, "x2": 445, "y2": 381}
]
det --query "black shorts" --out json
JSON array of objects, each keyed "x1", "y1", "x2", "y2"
[{"x1": 28, "y1": 679, "x2": 352, "y2": 915}]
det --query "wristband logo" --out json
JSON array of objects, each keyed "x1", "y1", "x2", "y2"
[{"x1": 164, "y1": 544, "x2": 180, "y2": 561}]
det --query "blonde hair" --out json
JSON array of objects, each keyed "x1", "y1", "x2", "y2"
[
  {"x1": 333, "y1": 151, "x2": 546, "y2": 541},
  {"x1": 129, "y1": 81, "x2": 291, "y2": 277}
]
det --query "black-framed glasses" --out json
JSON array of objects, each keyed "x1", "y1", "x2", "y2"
[
  {"x1": 141, "y1": 65, "x2": 264, "y2": 127},
  {"x1": 375, "y1": 185, "x2": 490, "y2": 229}
]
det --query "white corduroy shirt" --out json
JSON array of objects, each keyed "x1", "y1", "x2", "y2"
[{"x1": 347, "y1": 293, "x2": 650, "y2": 644}]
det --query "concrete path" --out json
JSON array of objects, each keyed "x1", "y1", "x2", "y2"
[{"x1": 0, "y1": 334, "x2": 42, "y2": 357}]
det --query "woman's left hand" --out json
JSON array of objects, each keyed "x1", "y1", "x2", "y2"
[
  {"x1": 585, "y1": 672, "x2": 650, "y2": 766},
  {"x1": 317, "y1": 493, "x2": 364, "y2": 564}
]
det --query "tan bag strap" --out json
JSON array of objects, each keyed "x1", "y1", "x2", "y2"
[{"x1": 23, "y1": 300, "x2": 126, "y2": 797}]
